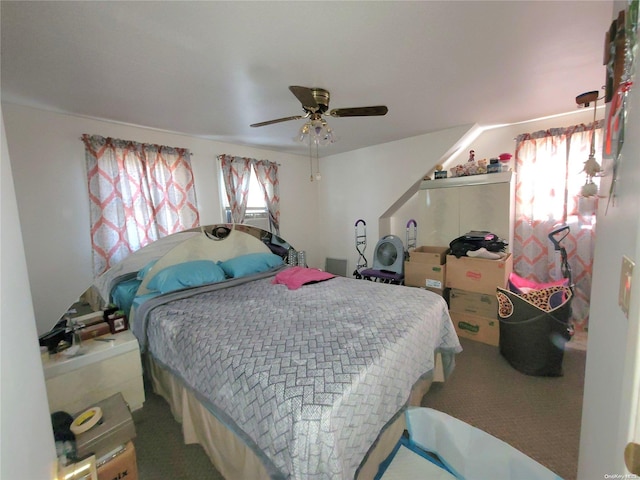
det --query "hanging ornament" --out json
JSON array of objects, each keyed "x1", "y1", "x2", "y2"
[{"x1": 576, "y1": 90, "x2": 603, "y2": 197}]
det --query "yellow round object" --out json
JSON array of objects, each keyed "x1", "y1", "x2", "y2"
[
  {"x1": 434, "y1": 164, "x2": 444, "y2": 171},
  {"x1": 70, "y1": 406, "x2": 103, "y2": 435}
]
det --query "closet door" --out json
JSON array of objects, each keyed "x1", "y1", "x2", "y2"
[
  {"x1": 458, "y1": 183, "x2": 511, "y2": 241},
  {"x1": 417, "y1": 172, "x2": 514, "y2": 249},
  {"x1": 418, "y1": 188, "x2": 460, "y2": 247}
]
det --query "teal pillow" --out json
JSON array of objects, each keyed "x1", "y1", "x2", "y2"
[
  {"x1": 137, "y1": 259, "x2": 158, "y2": 280},
  {"x1": 218, "y1": 253, "x2": 284, "y2": 278},
  {"x1": 147, "y1": 260, "x2": 226, "y2": 294}
]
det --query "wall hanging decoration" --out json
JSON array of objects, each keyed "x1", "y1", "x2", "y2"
[
  {"x1": 603, "y1": 1, "x2": 638, "y2": 212},
  {"x1": 603, "y1": 7, "x2": 633, "y2": 160},
  {"x1": 575, "y1": 90, "x2": 603, "y2": 197}
]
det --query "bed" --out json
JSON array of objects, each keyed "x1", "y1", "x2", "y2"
[{"x1": 94, "y1": 224, "x2": 462, "y2": 480}]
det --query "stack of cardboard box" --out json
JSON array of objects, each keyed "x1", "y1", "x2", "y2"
[
  {"x1": 75, "y1": 393, "x2": 138, "y2": 480},
  {"x1": 404, "y1": 246, "x2": 449, "y2": 296},
  {"x1": 445, "y1": 253, "x2": 513, "y2": 346}
]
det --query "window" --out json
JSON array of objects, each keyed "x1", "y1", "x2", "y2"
[
  {"x1": 83, "y1": 134, "x2": 199, "y2": 276},
  {"x1": 220, "y1": 167, "x2": 269, "y2": 228},
  {"x1": 217, "y1": 154, "x2": 280, "y2": 233},
  {"x1": 513, "y1": 122, "x2": 603, "y2": 332}
]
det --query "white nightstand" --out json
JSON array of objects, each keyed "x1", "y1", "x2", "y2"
[{"x1": 43, "y1": 330, "x2": 145, "y2": 414}]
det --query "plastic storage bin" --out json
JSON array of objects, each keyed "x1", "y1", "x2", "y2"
[
  {"x1": 377, "y1": 407, "x2": 562, "y2": 480},
  {"x1": 496, "y1": 286, "x2": 573, "y2": 376}
]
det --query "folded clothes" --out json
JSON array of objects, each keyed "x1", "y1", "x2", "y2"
[{"x1": 466, "y1": 247, "x2": 505, "y2": 260}]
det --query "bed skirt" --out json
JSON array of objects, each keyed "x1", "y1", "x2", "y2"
[{"x1": 145, "y1": 354, "x2": 441, "y2": 480}]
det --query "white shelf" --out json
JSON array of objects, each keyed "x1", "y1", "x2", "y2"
[
  {"x1": 420, "y1": 171, "x2": 513, "y2": 190},
  {"x1": 43, "y1": 330, "x2": 139, "y2": 379}
]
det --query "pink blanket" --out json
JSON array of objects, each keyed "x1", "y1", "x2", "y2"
[{"x1": 272, "y1": 266, "x2": 336, "y2": 290}]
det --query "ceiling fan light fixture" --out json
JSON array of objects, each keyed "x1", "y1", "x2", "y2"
[
  {"x1": 295, "y1": 122, "x2": 310, "y2": 143},
  {"x1": 295, "y1": 118, "x2": 336, "y2": 146},
  {"x1": 255, "y1": 86, "x2": 386, "y2": 148}
]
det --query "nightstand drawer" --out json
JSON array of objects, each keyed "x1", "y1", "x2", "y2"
[{"x1": 43, "y1": 331, "x2": 144, "y2": 414}]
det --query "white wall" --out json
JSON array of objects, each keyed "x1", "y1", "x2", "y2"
[
  {"x1": 2, "y1": 103, "x2": 318, "y2": 335},
  {"x1": 390, "y1": 107, "x2": 601, "y2": 250},
  {"x1": 318, "y1": 108, "x2": 600, "y2": 277},
  {"x1": 448, "y1": 109, "x2": 601, "y2": 170},
  {"x1": 1, "y1": 109, "x2": 58, "y2": 479},
  {"x1": 578, "y1": 41, "x2": 640, "y2": 480},
  {"x1": 316, "y1": 124, "x2": 476, "y2": 276}
]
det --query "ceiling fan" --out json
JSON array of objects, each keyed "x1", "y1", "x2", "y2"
[{"x1": 250, "y1": 86, "x2": 388, "y2": 129}]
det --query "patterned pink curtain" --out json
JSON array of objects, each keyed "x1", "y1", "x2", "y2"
[
  {"x1": 219, "y1": 154, "x2": 252, "y2": 224},
  {"x1": 514, "y1": 122, "x2": 602, "y2": 331},
  {"x1": 253, "y1": 159, "x2": 281, "y2": 234},
  {"x1": 83, "y1": 135, "x2": 199, "y2": 276}
]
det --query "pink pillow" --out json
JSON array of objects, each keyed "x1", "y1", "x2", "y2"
[
  {"x1": 508, "y1": 272, "x2": 569, "y2": 294},
  {"x1": 272, "y1": 266, "x2": 335, "y2": 290}
]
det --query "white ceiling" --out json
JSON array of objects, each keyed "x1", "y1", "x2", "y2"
[{"x1": 1, "y1": 1, "x2": 613, "y2": 157}]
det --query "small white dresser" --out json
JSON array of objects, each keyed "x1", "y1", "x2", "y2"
[{"x1": 43, "y1": 330, "x2": 145, "y2": 414}]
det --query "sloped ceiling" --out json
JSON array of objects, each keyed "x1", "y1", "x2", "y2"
[{"x1": 1, "y1": 1, "x2": 613, "y2": 157}]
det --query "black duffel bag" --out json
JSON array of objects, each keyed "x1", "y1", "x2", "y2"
[{"x1": 449, "y1": 230, "x2": 508, "y2": 258}]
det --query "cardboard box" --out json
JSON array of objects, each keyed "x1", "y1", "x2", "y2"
[
  {"x1": 449, "y1": 289, "x2": 498, "y2": 318},
  {"x1": 75, "y1": 392, "x2": 136, "y2": 460},
  {"x1": 72, "y1": 310, "x2": 105, "y2": 327},
  {"x1": 404, "y1": 261, "x2": 446, "y2": 289},
  {"x1": 445, "y1": 253, "x2": 513, "y2": 295},
  {"x1": 97, "y1": 441, "x2": 138, "y2": 480},
  {"x1": 79, "y1": 322, "x2": 112, "y2": 341},
  {"x1": 426, "y1": 287, "x2": 447, "y2": 298},
  {"x1": 450, "y1": 311, "x2": 499, "y2": 346},
  {"x1": 408, "y1": 246, "x2": 449, "y2": 265}
]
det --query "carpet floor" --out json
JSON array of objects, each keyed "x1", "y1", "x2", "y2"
[
  {"x1": 131, "y1": 376, "x2": 223, "y2": 479},
  {"x1": 421, "y1": 337, "x2": 586, "y2": 480},
  {"x1": 132, "y1": 336, "x2": 586, "y2": 479}
]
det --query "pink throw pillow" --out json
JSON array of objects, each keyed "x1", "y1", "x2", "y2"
[{"x1": 272, "y1": 266, "x2": 336, "y2": 290}]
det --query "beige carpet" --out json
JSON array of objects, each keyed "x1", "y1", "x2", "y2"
[
  {"x1": 132, "y1": 377, "x2": 224, "y2": 480},
  {"x1": 133, "y1": 337, "x2": 585, "y2": 479},
  {"x1": 422, "y1": 337, "x2": 586, "y2": 480}
]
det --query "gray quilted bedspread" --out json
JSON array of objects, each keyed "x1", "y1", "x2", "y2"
[{"x1": 136, "y1": 274, "x2": 461, "y2": 479}]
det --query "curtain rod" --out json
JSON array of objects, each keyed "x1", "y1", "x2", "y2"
[
  {"x1": 216, "y1": 154, "x2": 280, "y2": 166},
  {"x1": 513, "y1": 119, "x2": 604, "y2": 141},
  {"x1": 79, "y1": 134, "x2": 192, "y2": 154}
]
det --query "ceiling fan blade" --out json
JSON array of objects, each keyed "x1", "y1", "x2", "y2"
[
  {"x1": 250, "y1": 115, "x2": 304, "y2": 128},
  {"x1": 329, "y1": 106, "x2": 388, "y2": 117},
  {"x1": 289, "y1": 86, "x2": 318, "y2": 109}
]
